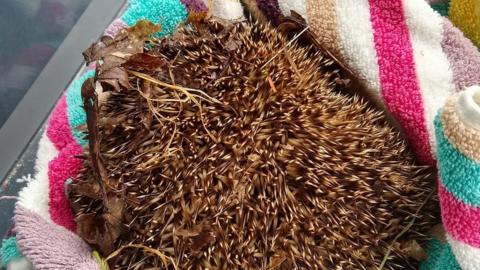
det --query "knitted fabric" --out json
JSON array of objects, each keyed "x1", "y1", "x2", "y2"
[
  {"x1": 449, "y1": 0, "x2": 480, "y2": 48},
  {"x1": 14, "y1": 205, "x2": 98, "y2": 270},
  {"x1": 6, "y1": 0, "x2": 480, "y2": 269},
  {"x1": 1, "y1": 237, "x2": 22, "y2": 267}
]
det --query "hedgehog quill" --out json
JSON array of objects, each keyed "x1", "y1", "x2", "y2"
[{"x1": 70, "y1": 19, "x2": 438, "y2": 270}]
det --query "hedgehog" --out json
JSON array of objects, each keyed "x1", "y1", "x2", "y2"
[{"x1": 70, "y1": 19, "x2": 438, "y2": 270}]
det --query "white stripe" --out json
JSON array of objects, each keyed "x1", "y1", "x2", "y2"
[
  {"x1": 203, "y1": 0, "x2": 244, "y2": 20},
  {"x1": 336, "y1": 0, "x2": 381, "y2": 96},
  {"x1": 277, "y1": 0, "x2": 381, "y2": 100},
  {"x1": 6, "y1": 257, "x2": 33, "y2": 270},
  {"x1": 18, "y1": 132, "x2": 58, "y2": 222},
  {"x1": 403, "y1": 0, "x2": 455, "y2": 157},
  {"x1": 448, "y1": 235, "x2": 480, "y2": 270},
  {"x1": 277, "y1": 0, "x2": 307, "y2": 19},
  {"x1": 275, "y1": 0, "x2": 382, "y2": 98}
]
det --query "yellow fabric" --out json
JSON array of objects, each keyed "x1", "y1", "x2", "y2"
[{"x1": 449, "y1": 0, "x2": 480, "y2": 47}]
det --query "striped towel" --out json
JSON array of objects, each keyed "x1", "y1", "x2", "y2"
[
  {"x1": 2, "y1": 0, "x2": 479, "y2": 269},
  {"x1": 435, "y1": 86, "x2": 480, "y2": 270},
  {"x1": 258, "y1": 0, "x2": 480, "y2": 168},
  {"x1": 256, "y1": 1, "x2": 480, "y2": 269},
  {"x1": 254, "y1": 1, "x2": 480, "y2": 269}
]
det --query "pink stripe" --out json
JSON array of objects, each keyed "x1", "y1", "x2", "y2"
[
  {"x1": 46, "y1": 94, "x2": 84, "y2": 231},
  {"x1": 368, "y1": 0, "x2": 434, "y2": 166},
  {"x1": 104, "y1": 18, "x2": 127, "y2": 38},
  {"x1": 439, "y1": 182, "x2": 480, "y2": 248},
  {"x1": 87, "y1": 62, "x2": 97, "y2": 72},
  {"x1": 48, "y1": 143, "x2": 82, "y2": 231},
  {"x1": 46, "y1": 96, "x2": 76, "y2": 150}
]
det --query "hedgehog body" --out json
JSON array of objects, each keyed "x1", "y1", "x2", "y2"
[{"x1": 71, "y1": 20, "x2": 436, "y2": 270}]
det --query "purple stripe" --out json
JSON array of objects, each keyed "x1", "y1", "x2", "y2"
[
  {"x1": 181, "y1": 0, "x2": 208, "y2": 12},
  {"x1": 441, "y1": 19, "x2": 480, "y2": 91},
  {"x1": 256, "y1": 0, "x2": 282, "y2": 25}
]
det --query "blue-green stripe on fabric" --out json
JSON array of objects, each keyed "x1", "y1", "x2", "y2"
[
  {"x1": 0, "y1": 237, "x2": 22, "y2": 266},
  {"x1": 420, "y1": 238, "x2": 461, "y2": 270},
  {"x1": 66, "y1": 70, "x2": 95, "y2": 147},
  {"x1": 122, "y1": 0, "x2": 188, "y2": 37},
  {"x1": 431, "y1": 3, "x2": 450, "y2": 17},
  {"x1": 435, "y1": 113, "x2": 480, "y2": 207}
]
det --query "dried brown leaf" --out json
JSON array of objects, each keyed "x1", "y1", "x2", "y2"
[
  {"x1": 105, "y1": 192, "x2": 124, "y2": 221},
  {"x1": 186, "y1": 11, "x2": 208, "y2": 30},
  {"x1": 81, "y1": 78, "x2": 106, "y2": 196},
  {"x1": 75, "y1": 180, "x2": 102, "y2": 199},
  {"x1": 127, "y1": 20, "x2": 161, "y2": 40},
  {"x1": 122, "y1": 53, "x2": 167, "y2": 71},
  {"x1": 97, "y1": 66, "x2": 130, "y2": 91}
]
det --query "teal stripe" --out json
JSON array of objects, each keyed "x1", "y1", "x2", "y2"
[
  {"x1": 1, "y1": 237, "x2": 22, "y2": 266},
  {"x1": 431, "y1": 3, "x2": 450, "y2": 17},
  {"x1": 420, "y1": 238, "x2": 460, "y2": 270},
  {"x1": 66, "y1": 70, "x2": 95, "y2": 147},
  {"x1": 435, "y1": 113, "x2": 480, "y2": 207},
  {"x1": 122, "y1": 0, "x2": 188, "y2": 37}
]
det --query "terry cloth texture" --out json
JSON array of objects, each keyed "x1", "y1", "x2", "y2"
[
  {"x1": 256, "y1": 0, "x2": 282, "y2": 25},
  {"x1": 421, "y1": 238, "x2": 461, "y2": 270},
  {"x1": 122, "y1": 0, "x2": 188, "y2": 37},
  {"x1": 263, "y1": 0, "x2": 480, "y2": 168},
  {"x1": 18, "y1": 133, "x2": 58, "y2": 222},
  {"x1": 449, "y1": 0, "x2": 480, "y2": 48},
  {"x1": 66, "y1": 70, "x2": 95, "y2": 147},
  {"x1": 1, "y1": 237, "x2": 22, "y2": 267},
  {"x1": 208, "y1": 0, "x2": 245, "y2": 20},
  {"x1": 4, "y1": 0, "x2": 480, "y2": 269},
  {"x1": 6, "y1": 257, "x2": 34, "y2": 270},
  {"x1": 14, "y1": 206, "x2": 98, "y2": 270},
  {"x1": 180, "y1": 0, "x2": 208, "y2": 12},
  {"x1": 431, "y1": 2, "x2": 449, "y2": 16},
  {"x1": 103, "y1": 19, "x2": 127, "y2": 38},
  {"x1": 436, "y1": 86, "x2": 480, "y2": 270},
  {"x1": 441, "y1": 20, "x2": 480, "y2": 92}
]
